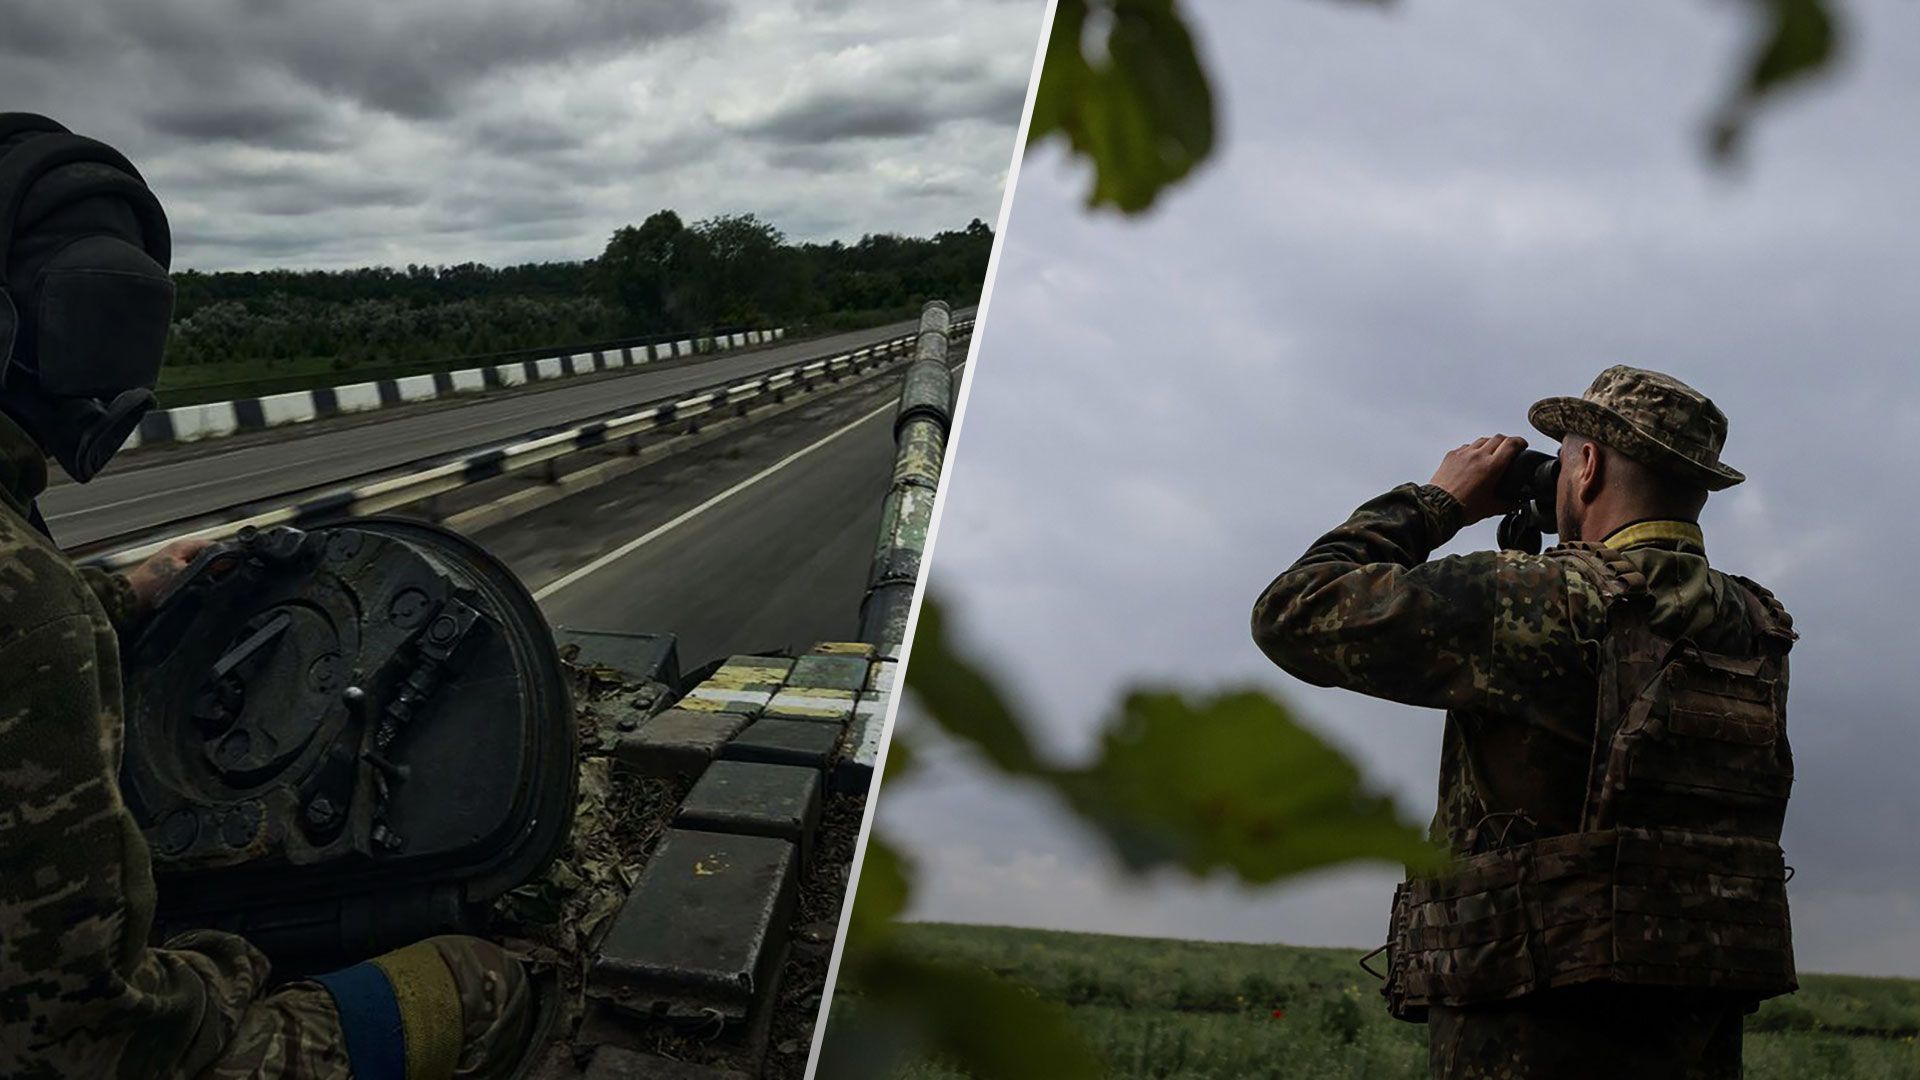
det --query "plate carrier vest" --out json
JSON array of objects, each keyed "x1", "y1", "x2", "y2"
[{"x1": 1379, "y1": 540, "x2": 1799, "y2": 1021}]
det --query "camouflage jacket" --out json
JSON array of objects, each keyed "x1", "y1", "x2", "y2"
[
  {"x1": 1251, "y1": 482, "x2": 1778, "y2": 857},
  {"x1": 0, "y1": 414, "x2": 271, "y2": 1080}
]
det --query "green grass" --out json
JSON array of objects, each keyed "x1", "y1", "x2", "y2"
[
  {"x1": 151, "y1": 334, "x2": 719, "y2": 407},
  {"x1": 157, "y1": 354, "x2": 387, "y2": 395},
  {"x1": 150, "y1": 300, "x2": 975, "y2": 408},
  {"x1": 881, "y1": 923, "x2": 1920, "y2": 1079}
]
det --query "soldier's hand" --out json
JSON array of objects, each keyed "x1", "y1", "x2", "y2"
[
  {"x1": 126, "y1": 538, "x2": 214, "y2": 611},
  {"x1": 1430, "y1": 435, "x2": 1528, "y2": 523}
]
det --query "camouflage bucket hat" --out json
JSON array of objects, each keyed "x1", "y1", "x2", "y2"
[{"x1": 1528, "y1": 365, "x2": 1745, "y2": 490}]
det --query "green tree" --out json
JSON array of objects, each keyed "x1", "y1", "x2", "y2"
[
  {"x1": 689, "y1": 213, "x2": 794, "y2": 324},
  {"x1": 595, "y1": 209, "x2": 690, "y2": 332},
  {"x1": 160, "y1": 213, "x2": 996, "y2": 385}
]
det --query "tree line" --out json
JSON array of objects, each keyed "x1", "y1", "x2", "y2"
[{"x1": 167, "y1": 213, "x2": 994, "y2": 370}]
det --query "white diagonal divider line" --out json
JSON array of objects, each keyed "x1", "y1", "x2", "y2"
[{"x1": 530, "y1": 397, "x2": 901, "y2": 601}]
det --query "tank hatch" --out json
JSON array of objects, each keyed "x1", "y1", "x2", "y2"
[{"x1": 120, "y1": 518, "x2": 575, "y2": 970}]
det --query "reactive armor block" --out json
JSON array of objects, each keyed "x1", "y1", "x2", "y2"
[
  {"x1": 119, "y1": 519, "x2": 577, "y2": 969},
  {"x1": 1382, "y1": 541, "x2": 1798, "y2": 1019}
]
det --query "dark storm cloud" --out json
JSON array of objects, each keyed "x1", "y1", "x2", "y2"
[
  {"x1": 884, "y1": 0, "x2": 1920, "y2": 978},
  {"x1": 143, "y1": 100, "x2": 340, "y2": 151},
  {"x1": 468, "y1": 119, "x2": 593, "y2": 158},
  {"x1": 157, "y1": 155, "x2": 426, "y2": 215},
  {"x1": 764, "y1": 144, "x2": 860, "y2": 172},
  {"x1": 422, "y1": 188, "x2": 594, "y2": 233},
  {"x1": 238, "y1": 180, "x2": 421, "y2": 218},
  {"x1": 178, "y1": 221, "x2": 349, "y2": 260},
  {"x1": 0, "y1": 2, "x2": 95, "y2": 60},
  {"x1": 97, "y1": 0, "x2": 729, "y2": 120},
  {"x1": 0, "y1": 0, "x2": 1032, "y2": 269},
  {"x1": 737, "y1": 78, "x2": 1028, "y2": 143}
]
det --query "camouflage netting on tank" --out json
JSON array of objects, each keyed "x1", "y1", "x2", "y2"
[{"x1": 489, "y1": 655, "x2": 686, "y2": 1004}]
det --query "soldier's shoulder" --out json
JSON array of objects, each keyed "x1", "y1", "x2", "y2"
[
  {"x1": 0, "y1": 505, "x2": 97, "y2": 646},
  {"x1": 1476, "y1": 549, "x2": 1607, "y2": 695},
  {"x1": 1709, "y1": 565, "x2": 1796, "y2": 644},
  {"x1": 1527, "y1": 546, "x2": 1617, "y2": 634},
  {"x1": 1720, "y1": 567, "x2": 1791, "y2": 615},
  {"x1": 1422, "y1": 548, "x2": 1606, "y2": 640},
  {"x1": 1420, "y1": 547, "x2": 1593, "y2": 604}
]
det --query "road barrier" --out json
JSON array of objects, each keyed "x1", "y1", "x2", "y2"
[
  {"x1": 129, "y1": 326, "x2": 788, "y2": 448},
  {"x1": 89, "y1": 319, "x2": 973, "y2": 569}
]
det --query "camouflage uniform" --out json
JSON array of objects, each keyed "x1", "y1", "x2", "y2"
[
  {"x1": 0, "y1": 412, "x2": 532, "y2": 1079},
  {"x1": 1252, "y1": 482, "x2": 1772, "y2": 1079}
]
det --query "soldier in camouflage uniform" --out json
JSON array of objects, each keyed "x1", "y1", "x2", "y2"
[
  {"x1": 0, "y1": 115, "x2": 533, "y2": 1079},
  {"x1": 1252, "y1": 367, "x2": 1785, "y2": 1079}
]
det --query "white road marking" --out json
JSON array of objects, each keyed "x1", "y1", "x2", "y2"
[{"x1": 530, "y1": 397, "x2": 897, "y2": 602}]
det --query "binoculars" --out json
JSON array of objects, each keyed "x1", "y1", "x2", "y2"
[{"x1": 1496, "y1": 449, "x2": 1560, "y2": 554}]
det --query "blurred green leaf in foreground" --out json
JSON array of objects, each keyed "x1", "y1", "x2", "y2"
[
  {"x1": 1029, "y1": 0, "x2": 1216, "y2": 213},
  {"x1": 1030, "y1": 0, "x2": 1846, "y2": 215},
  {"x1": 1710, "y1": 0, "x2": 1843, "y2": 161},
  {"x1": 821, "y1": 596, "x2": 1439, "y2": 1078}
]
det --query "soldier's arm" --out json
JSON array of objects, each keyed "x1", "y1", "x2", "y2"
[
  {"x1": 76, "y1": 566, "x2": 141, "y2": 630},
  {"x1": 0, "y1": 615, "x2": 271, "y2": 1076},
  {"x1": 80, "y1": 538, "x2": 212, "y2": 633},
  {"x1": 1251, "y1": 482, "x2": 1500, "y2": 709}
]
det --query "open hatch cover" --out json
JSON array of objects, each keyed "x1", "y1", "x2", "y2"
[{"x1": 120, "y1": 518, "x2": 576, "y2": 970}]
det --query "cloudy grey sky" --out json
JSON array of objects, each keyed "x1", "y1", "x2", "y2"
[
  {"x1": 0, "y1": 0, "x2": 1042, "y2": 270},
  {"x1": 884, "y1": 0, "x2": 1920, "y2": 978}
]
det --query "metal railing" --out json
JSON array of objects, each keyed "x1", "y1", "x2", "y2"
[
  {"x1": 90, "y1": 318, "x2": 973, "y2": 569},
  {"x1": 155, "y1": 322, "x2": 782, "y2": 408}
]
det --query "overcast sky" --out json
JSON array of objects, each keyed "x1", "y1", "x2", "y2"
[
  {"x1": 0, "y1": 0, "x2": 1041, "y2": 270},
  {"x1": 883, "y1": 0, "x2": 1920, "y2": 979}
]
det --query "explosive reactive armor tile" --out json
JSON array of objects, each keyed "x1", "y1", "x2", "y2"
[
  {"x1": 809, "y1": 641, "x2": 878, "y2": 660},
  {"x1": 784, "y1": 654, "x2": 870, "y2": 692},
  {"x1": 554, "y1": 628, "x2": 682, "y2": 687},
  {"x1": 677, "y1": 687, "x2": 775, "y2": 716},
  {"x1": 612, "y1": 709, "x2": 751, "y2": 779},
  {"x1": 764, "y1": 688, "x2": 856, "y2": 724},
  {"x1": 677, "y1": 658, "x2": 790, "y2": 715},
  {"x1": 588, "y1": 829, "x2": 798, "y2": 1022},
  {"x1": 720, "y1": 655, "x2": 794, "y2": 677},
  {"x1": 721, "y1": 719, "x2": 842, "y2": 770},
  {"x1": 700, "y1": 664, "x2": 790, "y2": 692},
  {"x1": 866, "y1": 660, "x2": 897, "y2": 694},
  {"x1": 676, "y1": 760, "x2": 823, "y2": 868},
  {"x1": 832, "y1": 698, "x2": 887, "y2": 796}
]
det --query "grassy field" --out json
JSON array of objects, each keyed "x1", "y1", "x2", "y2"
[
  {"x1": 884, "y1": 923, "x2": 1920, "y2": 1079},
  {"x1": 150, "y1": 331, "x2": 735, "y2": 407}
]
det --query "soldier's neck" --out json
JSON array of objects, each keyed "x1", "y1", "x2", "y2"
[
  {"x1": 1577, "y1": 500, "x2": 1675, "y2": 547},
  {"x1": 1582, "y1": 499, "x2": 1704, "y2": 545}
]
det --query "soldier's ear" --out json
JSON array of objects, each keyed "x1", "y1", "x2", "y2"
[
  {"x1": 1566, "y1": 438, "x2": 1597, "y2": 503},
  {"x1": 1577, "y1": 440, "x2": 1606, "y2": 503}
]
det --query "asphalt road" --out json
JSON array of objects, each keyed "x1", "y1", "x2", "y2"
[
  {"x1": 476, "y1": 366, "x2": 912, "y2": 670},
  {"x1": 42, "y1": 314, "x2": 956, "y2": 549}
]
